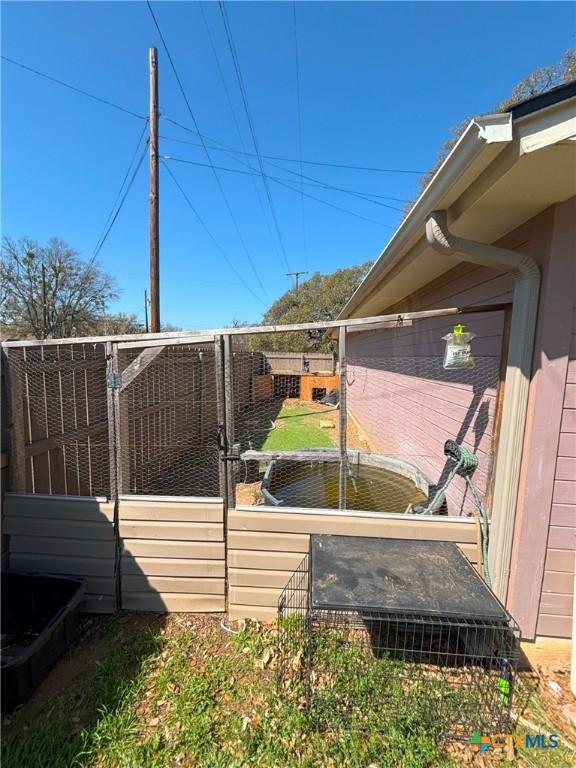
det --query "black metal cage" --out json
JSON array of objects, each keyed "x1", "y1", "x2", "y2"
[{"x1": 277, "y1": 537, "x2": 520, "y2": 741}]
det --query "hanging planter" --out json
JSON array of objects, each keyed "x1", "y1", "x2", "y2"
[{"x1": 442, "y1": 324, "x2": 476, "y2": 369}]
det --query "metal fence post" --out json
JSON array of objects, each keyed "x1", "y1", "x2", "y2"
[
  {"x1": 223, "y1": 335, "x2": 236, "y2": 508},
  {"x1": 338, "y1": 325, "x2": 347, "y2": 511}
]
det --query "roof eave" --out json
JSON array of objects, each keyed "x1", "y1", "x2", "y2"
[{"x1": 339, "y1": 112, "x2": 514, "y2": 319}]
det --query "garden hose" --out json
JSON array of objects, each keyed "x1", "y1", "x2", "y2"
[{"x1": 425, "y1": 440, "x2": 492, "y2": 587}]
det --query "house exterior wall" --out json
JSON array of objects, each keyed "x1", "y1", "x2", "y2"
[
  {"x1": 346, "y1": 259, "x2": 518, "y2": 517},
  {"x1": 507, "y1": 199, "x2": 576, "y2": 640},
  {"x1": 344, "y1": 201, "x2": 575, "y2": 639}
]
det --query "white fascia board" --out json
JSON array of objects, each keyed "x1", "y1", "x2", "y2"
[
  {"x1": 516, "y1": 98, "x2": 576, "y2": 153},
  {"x1": 339, "y1": 113, "x2": 513, "y2": 319}
]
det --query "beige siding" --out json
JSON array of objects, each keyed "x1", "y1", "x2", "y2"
[
  {"x1": 227, "y1": 507, "x2": 480, "y2": 621},
  {"x1": 537, "y1": 322, "x2": 576, "y2": 638},
  {"x1": 119, "y1": 497, "x2": 225, "y2": 612},
  {"x1": 4, "y1": 494, "x2": 116, "y2": 613}
]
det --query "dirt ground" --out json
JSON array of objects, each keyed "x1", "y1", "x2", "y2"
[{"x1": 4, "y1": 612, "x2": 575, "y2": 768}]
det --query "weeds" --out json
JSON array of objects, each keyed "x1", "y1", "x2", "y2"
[{"x1": 2, "y1": 614, "x2": 574, "y2": 767}]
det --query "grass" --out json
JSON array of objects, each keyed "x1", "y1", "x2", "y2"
[
  {"x1": 261, "y1": 404, "x2": 336, "y2": 452},
  {"x1": 2, "y1": 614, "x2": 575, "y2": 768}
]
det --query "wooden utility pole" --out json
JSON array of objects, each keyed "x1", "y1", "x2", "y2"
[
  {"x1": 41, "y1": 262, "x2": 48, "y2": 338},
  {"x1": 286, "y1": 270, "x2": 308, "y2": 293},
  {"x1": 149, "y1": 47, "x2": 160, "y2": 333}
]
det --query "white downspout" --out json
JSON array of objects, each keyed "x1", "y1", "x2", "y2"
[{"x1": 426, "y1": 210, "x2": 540, "y2": 602}]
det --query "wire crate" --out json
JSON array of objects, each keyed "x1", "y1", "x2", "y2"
[{"x1": 277, "y1": 537, "x2": 520, "y2": 741}]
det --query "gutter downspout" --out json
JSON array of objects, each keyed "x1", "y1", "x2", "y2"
[{"x1": 426, "y1": 210, "x2": 540, "y2": 603}]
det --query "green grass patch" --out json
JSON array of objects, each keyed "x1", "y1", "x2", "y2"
[
  {"x1": 3, "y1": 615, "x2": 574, "y2": 768},
  {"x1": 261, "y1": 405, "x2": 336, "y2": 452}
]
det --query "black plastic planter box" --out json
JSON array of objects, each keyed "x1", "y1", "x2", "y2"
[{"x1": 1, "y1": 572, "x2": 86, "y2": 711}]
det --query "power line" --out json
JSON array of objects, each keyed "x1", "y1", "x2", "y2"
[
  {"x1": 218, "y1": 0, "x2": 291, "y2": 271},
  {"x1": 198, "y1": 2, "x2": 284, "y2": 266},
  {"x1": 163, "y1": 152, "x2": 403, "y2": 212},
  {"x1": 93, "y1": 122, "x2": 149, "y2": 259},
  {"x1": 162, "y1": 161, "x2": 265, "y2": 305},
  {"x1": 163, "y1": 115, "x2": 424, "y2": 174},
  {"x1": 146, "y1": 0, "x2": 269, "y2": 299},
  {"x1": 93, "y1": 139, "x2": 149, "y2": 260},
  {"x1": 1, "y1": 55, "x2": 146, "y2": 120},
  {"x1": 292, "y1": 1, "x2": 307, "y2": 265},
  {"x1": 163, "y1": 155, "x2": 395, "y2": 228},
  {"x1": 160, "y1": 133, "x2": 410, "y2": 204}
]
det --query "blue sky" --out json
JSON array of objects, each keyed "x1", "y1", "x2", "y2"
[{"x1": 2, "y1": 1, "x2": 574, "y2": 329}]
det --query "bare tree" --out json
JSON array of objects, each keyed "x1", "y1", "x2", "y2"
[
  {"x1": 403, "y1": 47, "x2": 576, "y2": 216},
  {"x1": 0, "y1": 237, "x2": 118, "y2": 339}
]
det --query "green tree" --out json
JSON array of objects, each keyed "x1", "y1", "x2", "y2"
[
  {"x1": 1, "y1": 236, "x2": 117, "y2": 339},
  {"x1": 247, "y1": 261, "x2": 373, "y2": 352},
  {"x1": 404, "y1": 47, "x2": 576, "y2": 215}
]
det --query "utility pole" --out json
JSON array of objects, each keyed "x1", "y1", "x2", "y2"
[
  {"x1": 149, "y1": 46, "x2": 160, "y2": 333},
  {"x1": 144, "y1": 289, "x2": 149, "y2": 333},
  {"x1": 286, "y1": 270, "x2": 308, "y2": 293},
  {"x1": 41, "y1": 262, "x2": 48, "y2": 338}
]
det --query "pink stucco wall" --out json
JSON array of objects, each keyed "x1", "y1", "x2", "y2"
[{"x1": 346, "y1": 263, "x2": 516, "y2": 516}]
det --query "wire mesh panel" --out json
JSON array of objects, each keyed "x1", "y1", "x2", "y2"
[
  {"x1": 117, "y1": 344, "x2": 221, "y2": 497},
  {"x1": 223, "y1": 315, "x2": 504, "y2": 519},
  {"x1": 226, "y1": 333, "x2": 342, "y2": 509},
  {"x1": 345, "y1": 311, "x2": 506, "y2": 516},
  {"x1": 277, "y1": 548, "x2": 520, "y2": 741},
  {"x1": 4, "y1": 344, "x2": 110, "y2": 496}
]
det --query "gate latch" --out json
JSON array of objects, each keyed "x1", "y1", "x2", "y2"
[
  {"x1": 217, "y1": 425, "x2": 241, "y2": 462},
  {"x1": 107, "y1": 372, "x2": 122, "y2": 389}
]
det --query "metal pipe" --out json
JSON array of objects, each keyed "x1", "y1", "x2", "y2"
[{"x1": 426, "y1": 210, "x2": 540, "y2": 602}]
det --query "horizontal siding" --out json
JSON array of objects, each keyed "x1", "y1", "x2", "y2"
[
  {"x1": 119, "y1": 498, "x2": 225, "y2": 612},
  {"x1": 538, "y1": 324, "x2": 576, "y2": 638},
  {"x1": 122, "y1": 556, "x2": 224, "y2": 577},
  {"x1": 119, "y1": 521, "x2": 223, "y2": 541},
  {"x1": 227, "y1": 507, "x2": 481, "y2": 621},
  {"x1": 119, "y1": 500, "x2": 222, "y2": 523},
  {"x1": 5, "y1": 494, "x2": 116, "y2": 613},
  {"x1": 122, "y1": 594, "x2": 225, "y2": 612},
  {"x1": 122, "y1": 539, "x2": 224, "y2": 560},
  {"x1": 230, "y1": 509, "x2": 477, "y2": 541},
  {"x1": 122, "y1": 575, "x2": 224, "y2": 594}
]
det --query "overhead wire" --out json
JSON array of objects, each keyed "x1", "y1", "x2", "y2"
[
  {"x1": 198, "y1": 2, "x2": 284, "y2": 266},
  {"x1": 160, "y1": 133, "x2": 410, "y2": 204},
  {"x1": 146, "y1": 0, "x2": 269, "y2": 299},
  {"x1": 218, "y1": 0, "x2": 291, "y2": 271},
  {"x1": 1, "y1": 55, "x2": 146, "y2": 120},
  {"x1": 163, "y1": 115, "x2": 424, "y2": 174},
  {"x1": 92, "y1": 121, "x2": 150, "y2": 259},
  {"x1": 292, "y1": 0, "x2": 307, "y2": 265},
  {"x1": 93, "y1": 137, "x2": 149, "y2": 260},
  {"x1": 162, "y1": 154, "x2": 396, "y2": 228},
  {"x1": 162, "y1": 161, "x2": 265, "y2": 304}
]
